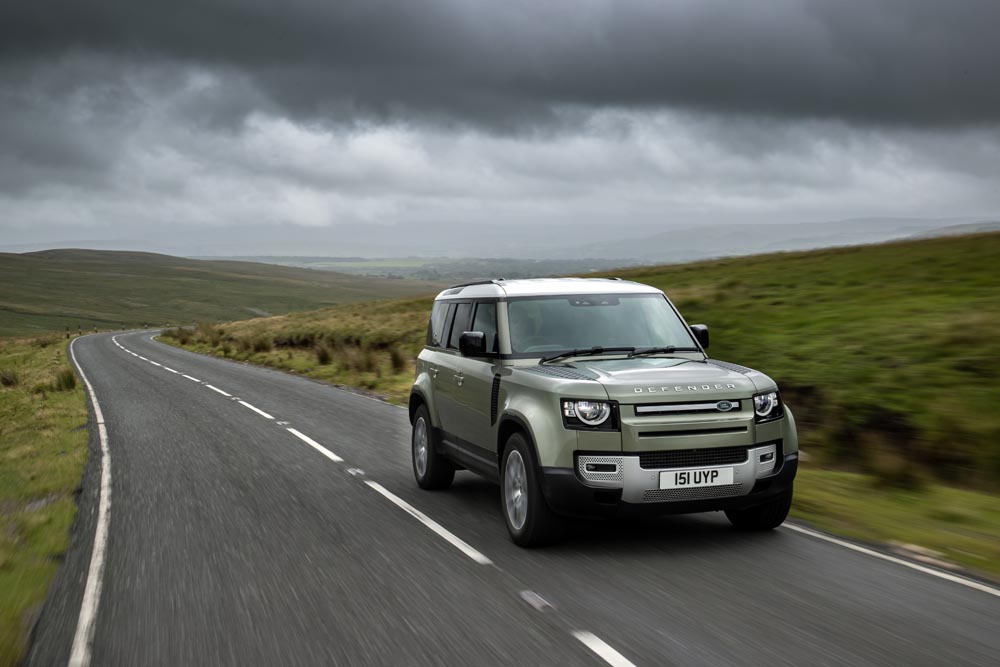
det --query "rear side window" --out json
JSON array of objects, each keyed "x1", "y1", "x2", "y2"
[
  {"x1": 471, "y1": 302, "x2": 498, "y2": 353},
  {"x1": 447, "y1": 302, "x2": 474, "y2": 350},
  {"x1": 427, "y1": 302, "x2": 448, "y2": 347}
]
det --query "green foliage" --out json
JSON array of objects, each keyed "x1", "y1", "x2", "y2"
[
  {"x1": 167, "y1": 232, "x2": 1000, "y2": 489},
  {"x1": 53, "y1": 368, "x2": 76, "y2": 392},
  {"x1": 0, "y1": 337, "x2": 88, "y2": 664},
  {"x1": 0, "y1": 369, "x2": 18, "y2": 388}
]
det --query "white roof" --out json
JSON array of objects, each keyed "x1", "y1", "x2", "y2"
[{"x1": 435, "y1": 277, "x2": 662, "y2": 300}]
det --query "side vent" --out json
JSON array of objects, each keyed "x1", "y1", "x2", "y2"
[{"x1": 490, "y1": 375, "x2": 501, "y2": 425}]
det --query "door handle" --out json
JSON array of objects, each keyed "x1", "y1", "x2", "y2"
[
  {"x1": 429, "y1": 366, "x2": 439, "y2": 378},
  {"x1": 453, "y1": 372, "x2": 464, "y2": 386}
]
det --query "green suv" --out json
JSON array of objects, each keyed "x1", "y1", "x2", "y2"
[{"x1": 408, "y1": 278, "x2": 798, "y2": 546}]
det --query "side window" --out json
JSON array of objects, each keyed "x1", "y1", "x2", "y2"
[
  {"x1": 447, "y1": 302, "x2": 473, "y2": 350},
  {"x1": 471, "y1": 302, "x2": 498, "y2": 353},
  {"x1": 426, "y1": 302, "x2": 448, "y2": 347}
]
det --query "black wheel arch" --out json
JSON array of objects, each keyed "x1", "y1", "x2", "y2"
[{"x1": 496, "y1": 414, "x2": 542, "y2": 473}]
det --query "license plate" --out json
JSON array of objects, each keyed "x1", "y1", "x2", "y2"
[{"x1": 660, "y1": 467, "x2": 734, "y2": 489}]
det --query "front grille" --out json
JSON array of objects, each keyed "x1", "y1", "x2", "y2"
[
  {"x1": 642, "y1": 484, "x2": 745, "y2": 502},
  {"x1": 639, "y1": 445, "x2": 749, "y2": 469}
]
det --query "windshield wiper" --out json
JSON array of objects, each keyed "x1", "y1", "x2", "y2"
[
  {"x1": 539, "y1": 346, "x2": 635, "y2": 364},
  {"x1": 627, "y1": 346, "x2": 701, "y2": 358}
]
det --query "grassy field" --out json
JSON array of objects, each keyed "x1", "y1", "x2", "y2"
[
  {"x1": 0, "y1": 249, "x2": 440, "y2": 337},
  {"x1": 0, "y1": 336, "x2": 89, "y2": 665},
  {"x1": 163, "y1": 233, "x2": 1000, "y2": 577}
]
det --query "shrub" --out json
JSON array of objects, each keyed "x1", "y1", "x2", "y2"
[
  {"x1": 315, "y1": 345, "x2": 333, "y2": 365},
  {"x1": 220, "y1": 343, "x2": 232, "y2": 356},
  {"x1": 53, "y1": 367, "x2": 77, "y2": 392},
  {"x1": 362, "y1": 349, "x2": 377, "y2": 373},
  {"x1": 0, "y1": 368, "x2": 19, "y2": 388},
  {"x1": 251, "y1": 336, "x2": 272, "y2": 353},
  {"x1": 389, "y1": 347, "x2": 408, "y2": 373}
]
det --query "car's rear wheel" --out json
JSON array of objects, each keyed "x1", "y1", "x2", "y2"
[
  {"x1": 725, "y1": 487, "x2": 793, "y2": 530},
  {"x1": 501, "y1": 432, "x2": 560, "y2": 546},
  {"x1": 411, "y1": 405, "x2": 454, "y2": 490}
]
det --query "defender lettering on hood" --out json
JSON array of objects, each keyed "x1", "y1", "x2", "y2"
[{"x1": 634, "y1": 383, "x2": 738, "y2": 393}]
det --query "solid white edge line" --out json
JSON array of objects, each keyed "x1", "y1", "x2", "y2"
[
  {"x1": 783, "y1": 524, "x2": 1000, "y2": 598},
  {"x1": 204, "y1": 384, "x2": 232, "y2": 397},
  {"x1": 571, "y1": 631, "x2": 638, "y2": 667},
  {"x1": 238, "y1": 400, "x2": 274, "y2": 420},
  {"x1": 364, "y1": 481, "x2": 493, "y2": 566},
  {"x1": 182, "y1": 375, "x2": 201, "y2": 383},
  {"x1": 286, "y1": 428, "x2": 343, "y2": 462},
  {"x1": 67, "y1": 336, "x2": 111, "y2": 667}
]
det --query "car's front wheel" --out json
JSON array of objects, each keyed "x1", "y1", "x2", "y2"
[
  {"x1": 411, "y1": 405, "x2": 454, "y2": 490},
  {"x1": 725, "y1": 487, "x2": 793, "y2": 530},
  {"x1": 501, "y1": 432, "x2": 560, "y2": 546}
]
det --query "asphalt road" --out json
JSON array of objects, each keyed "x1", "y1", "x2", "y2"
[{"x1": 27, "y1": 331, "x2": 1000, "y2": 666}]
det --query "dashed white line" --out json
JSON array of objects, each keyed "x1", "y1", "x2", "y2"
[
  {"x1": 163, "y1": 367, "x2": 179, "y2": 374},
  {"x1": 238, "y1": 400, "x2": 274, "y2": 420},
  {"x1": 572, "y1": 631, "x2": 638, "y2": 667},
  {"x1": 286, "y1": 428, "x2": 343, "y2": 463},
  {"x1": 783, "y1": 524, "x2": 1000, "y2": 598},
  {"x1": 204, "y1": 384, "x2": 232, "y2": 397},
  {"x1": 182, "y1": 374, "x2": 201, "y2": 383},
  {"x1": 148, "y1": 361, "x2": 162, "y2": 367},
  {"x1": 364, "y1": 481, "x2": 493, "y2": 566},
  {"x1": 67, "y1": 336, "x2": 111, "y2": 667}
]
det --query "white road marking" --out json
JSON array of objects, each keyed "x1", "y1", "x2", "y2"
[
  {"x1": 783, "y1": 524, "x2": 1000, "y2": 598},
  {"x1": 138, "y1": 356, "x2": 148, "y2": 361},
  {"x1": 182, "y1": 375, "x2": 201, "y2": 383},
  {"x1": 204, "y1": 384, "x2": 232, "y2": 397},
  {"x1": 286, "y1": 428, "x2": 343, "y2": 462},
  {"x1": 519, "y1": 590, "x2": 554, "y2": 612},
  {"x1": 68, "y1": 336, "x2": 112, "y2": 667},
  {"x1": 238, "y1": 400, "x2": 274, "y2": 420},
  {"x1": 364, "y1": 481, "x2": 493, "y2": 566},
  {"x1": 149, "y1": 361, "x2": 162, "y2": 367},
  {"x1": 163, "y1": 367, "x2": 179, "y2": 374},
  {"x1": 347, "y1": 468, "x2": 365, "y2": 476},
  {"x1": 572, "y1": 631, "x2": 638, "y2": 667}
]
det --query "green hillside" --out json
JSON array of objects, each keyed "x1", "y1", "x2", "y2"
[
  {"x1": 0, "y1": 249, "x2": 440, "y2": 336},
  {"x1": 165, "y1": 232, "x2": 1000, "y2": 490}
]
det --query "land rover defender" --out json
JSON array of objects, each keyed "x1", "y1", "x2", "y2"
[{"x1": 408, "y1": 278, "x2": 798, "y2": 546}]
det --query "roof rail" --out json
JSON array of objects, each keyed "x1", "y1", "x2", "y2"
[{"x1": 446, "y1": 278, "x2": 506, "y2": 289}]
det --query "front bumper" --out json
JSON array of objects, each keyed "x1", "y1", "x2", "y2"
[{"x1": 540, "y1": 450, "x2": 798, "y2": 519}]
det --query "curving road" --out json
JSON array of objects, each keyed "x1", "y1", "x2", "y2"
[{"x1": 27, "y1": 331, "x2": 1000, "y2": 666}]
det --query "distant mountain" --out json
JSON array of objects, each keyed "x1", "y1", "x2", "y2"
[
  {"x1": 0, "y1": 249, "x2": 440, "y2": 336},
  {"x1": 912, "y1": 220, "x2": 1000, "y2": 239}
]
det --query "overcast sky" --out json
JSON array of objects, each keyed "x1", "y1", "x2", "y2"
[{"x1": 2, "y1": 0, "x2": 999, "y2": 255}]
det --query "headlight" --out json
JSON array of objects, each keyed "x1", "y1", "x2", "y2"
[
  {"x1": 753, "y1": 391, "x2": 783, "y2": 422},
  {"x1": 562, "y1": 399, "x2": 617, "y2": 430}
]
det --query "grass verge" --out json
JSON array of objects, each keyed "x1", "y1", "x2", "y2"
[
  {"x1": 793, "y1": 465, "x2": 1000, "y2": 580},
  {"x1": 0, "y1": 335, "x2": 88, "y2": 666}
]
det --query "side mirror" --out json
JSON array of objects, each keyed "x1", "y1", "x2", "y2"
[
  {"x1": 459, "y1": 331, "x2": 487, "y2": 357},
  {"x1": 690, "y1": 324, "x2": 710, "y2": 349}
]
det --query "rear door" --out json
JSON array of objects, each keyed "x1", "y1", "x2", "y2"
[
  {"x1": 434, "y1": 301, "x2": 473, "y2": 440},
  {"x1": 445, "y1": 301, "x2": 500, "y2": 469}
]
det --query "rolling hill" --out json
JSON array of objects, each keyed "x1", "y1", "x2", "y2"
[
  {"x1": 0, "y1": 249, "x2": 440, "y2": 337},
  {"x1": 164, "y1": 232, "x2": 1000, "y2": 492}
]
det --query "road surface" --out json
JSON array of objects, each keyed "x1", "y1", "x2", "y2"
[{"x1": 27, "y1": 331, "x2": 1000, "y2": 666}]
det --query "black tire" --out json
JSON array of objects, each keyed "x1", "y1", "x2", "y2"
[
  {"x1": 411, "y1": 405, "x2": 454, "y2": 490},
  {"x1": 725, "y1": 486, "x2": 793, "y2": 530},
  {"x1": 500, "y1": 432, "x2": 561, "y2": 547}
]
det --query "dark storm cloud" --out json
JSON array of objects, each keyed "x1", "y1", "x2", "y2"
[{"x1": 2, "y1": 0, "x2": 999, "y2": 129}]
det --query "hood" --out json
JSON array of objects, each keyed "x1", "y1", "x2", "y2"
[{"x1": 567, "y1": 357, "x2": 759, "y2": 403}]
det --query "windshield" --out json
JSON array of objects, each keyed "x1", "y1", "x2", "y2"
[{"x1": 506, "y1": 294, "x2": 699, "y2": 355}]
